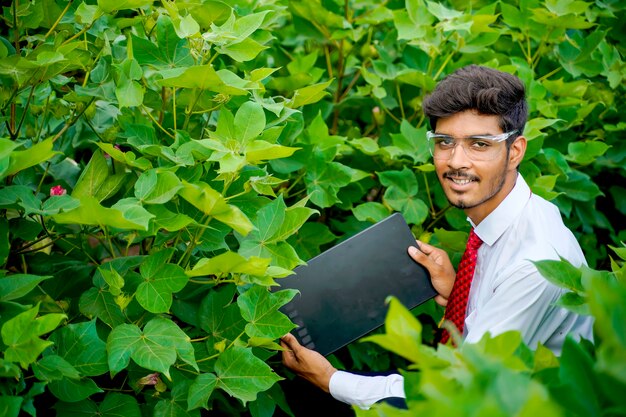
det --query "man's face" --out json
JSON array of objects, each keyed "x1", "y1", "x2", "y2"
[{"x1": 433, "y1": 110, "x2": 523, "y2": 224}]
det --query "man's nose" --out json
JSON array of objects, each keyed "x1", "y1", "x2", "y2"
[{"x1": 447, "y1": 142, "x2": 472, "y2": 169}]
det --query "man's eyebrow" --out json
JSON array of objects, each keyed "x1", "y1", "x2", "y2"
[{"x1": 433, "y1": 132, "x2": 500, "y2": 136}]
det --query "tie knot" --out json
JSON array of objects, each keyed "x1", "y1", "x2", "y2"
[{"x1": 467, "y1": 229, "x2": 483, "y2": 251}]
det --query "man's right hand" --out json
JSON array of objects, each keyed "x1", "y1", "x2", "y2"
[
  {"x1": 281, "y1": 333, "x2": 337, "y2": 393},
  {"x1": 408, "y1": 241, "x2": 456, "y2": 306}
]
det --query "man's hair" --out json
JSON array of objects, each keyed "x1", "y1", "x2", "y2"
[{"x1": 422, "y1": 65, "x2": 528, "y2": 137}]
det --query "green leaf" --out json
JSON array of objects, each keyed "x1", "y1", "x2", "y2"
[
  {"x1": 390, "y1": 120, "x2": 430, "y2": 164},
  {"x1": 4, "y1": 137, "x2": 58, "y2": 179},
  {"x1": 246, "y1": 141, "x2": 300, "y2": 164},
  {"x1": 352, "y1": 202, "x2": 390, "y2": 223},
  {"x1": 0, "y1": 396, "x2": 22, "y2": 417},
  {"x1": 136, "y1": 251, "x2": 188, "y2": 313},
  {"x1": 237, "y1": 196, "x2": 315, "y2": 269},
  {"x1": 234, "y1": 102, "x2": 266, "y2": 144},
  {"x1": 107, "y1": 317, "x2": 197, "y2": 378},
  {"x1": 48, "y1": 377, "x2": 103, "y2": 403},
  {"x1": 198, "y1": 285, "x2": 246, "y2": 352},
  {"x1": 32, "y1": 355, "x2": 80, "y2": 381},
  {"x1": 97, "y1": 0, "x2": 154, "y2": 13},
  {"x1": 187, "y1": 373, "x2": 217, "y2": 410},
  {"x1": 287, "y1": 80, "x2": 333, "y2": 108},
  {"x1": 135, "y1": 169, "x2": 182, "y2": 204},
  {"x1": 566, "y1": 141, "x2": 610, "y2": 165},
  {"x1": 53, "y1": 196, "x2": 149, "y2": 230},
  {"x1": 0, "y1": 274, "x2": 52, "y2": 302},
  {"x1": 54, "y1": 393, "x2": 142, "y2": 417},
  {"x1": 178, "y1": 181, "x2": 253, "y2": 235},
  {"x1": 79, "y1": 287, "x2": 126, "y2": 328},
  {"x1": 215, "y1": 346, "x2": 281, "y2": 405},
  {"x1": 1, "y1": 304, "x2": 66, "y2": 368},
  {"x1": 48, "y1": 320, "x2": 108, "y2": 376},
  {"x1": 378, "y1": 167, "x2": 428, "y2": 225},
  {"x1": 71, "y1": 150, "x2": 110, "y2": 200},
  {"x1": 533, "y1": 258, "x2": 584, "y2": 292},
  {"x1": 237, "y1": 286, "x2": 297, "y2": 339},
  {"x1": 219, "y1": 38, "x2": 268, "y2": 62},
  {"x1": 111, "y1": 198, "x2": 155, "y2": 230},
  {"x1": 362, "y1": 297, "x2": 425, "y2": 364},
  {"x1": 116, "y1": 78, "x2": 144, "y2": 108},
  {"x1": 41, "y1": 195, "x2": 81, "y2": 215},
  {"x1": 158, "y1": 65, "x2": 248, "y2": 96},
  {"x1": 188, "y1": 251, "x2": 269, "y2": 277},
  {"x1": 305, "y1": 150, "x2": 353, "y2": 208}
]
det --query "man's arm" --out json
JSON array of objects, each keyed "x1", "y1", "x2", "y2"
[
  {"x1": 281, "y1": 334, "x2": 405, "y2": 408},
  {"x1": 280, "y1": 240, "x2": 456, "y2": 406}
]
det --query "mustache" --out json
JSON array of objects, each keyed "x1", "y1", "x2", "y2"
[{"x1": 443, "y1": 170, "x2": 479, "y2": 181}]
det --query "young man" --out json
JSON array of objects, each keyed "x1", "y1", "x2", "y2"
[{"x1": 280, "y1": 65, "x2": 594, "y2": 408}]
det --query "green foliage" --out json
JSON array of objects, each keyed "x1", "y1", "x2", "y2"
[{"x1": 0, "y1": 0, "x2": 625, "y2": 415}]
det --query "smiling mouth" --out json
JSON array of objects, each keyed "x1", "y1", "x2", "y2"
[
  {"x1": 443, "y1": 172, "x2": 479, "y2": 186},
  {"x1": 449, "y1": 177, "x2": 474, "y2": 185}
]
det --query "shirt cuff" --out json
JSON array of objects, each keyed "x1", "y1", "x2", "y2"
[{"x1": 329, "y1": 370, "x2": 405, "y2": 409}]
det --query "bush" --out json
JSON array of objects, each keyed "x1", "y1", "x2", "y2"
[{"x1": 0, "y1": 0, "x2": 624, "y2": 416}]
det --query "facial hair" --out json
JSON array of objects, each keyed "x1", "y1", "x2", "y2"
[{"x1": 443, "y1": 148, "x2": 510, "y2": 210}]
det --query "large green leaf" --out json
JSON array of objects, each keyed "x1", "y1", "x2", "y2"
[
  {"x1": 135, "y1": 169, "x2": 182, "y2": 204},
  {"x1": 79, "y1": 287, "x2": 126, "y2": 328},
  {"x1": 178, "y1": 181, "x2": 253, "y2": 235},
  {"x1": 97, "y1": 0, "x2": 154, "y2": 13},
  {"x1": 0, "y1": 274, "x2": 52, "y2": 302},
  {"x1": 48, "y1": 377, "x2": 103, "y2": 403},
  {"x1": 54, "y1": 393, "x2": 141, "y2": 417},
  {"x1": 237, "y1": 286, "x2": 297, "y2": 339},
  {"x1": 48, "y1": 320, "x2": 108, "y2": 376},
  {"x1": 234, "y1": 101, "x2": 266, "y2": 144},
  {"x1": 1, "y1": 304, "x2": 66, "y2": 368},
  {"x1": 187, "y1": 373, "x2": 217, "y2": 410},
  {"x1": 107, "y1": 317, "x2": 197, "y2": 378},
  {"x1": 3, "y1": 137, "x2": 58, "y2": 179},
  {"x1": 188, "y1": 251, "x2": 269, "y2": 278},
  {"x1": 53, "y1": 196, "x2": 150, "y2": 230},
  {"x1": 136, "y1": 251, "x2": 188, "y2": 313},
  {"x1": 237, "y1": 196, "x2": 316, "y2": 269},
  {"x1": 32, "y1": 355, "x2": 80, "y2": 381},
  {"x1": 157, "y1": 65, "x2": 248, "y2": 95},
  {"x1": 378, "y1": 167, "x2": 429, "y2": 225},
  {"x1": 214, "y1": 346, "x2": 281, "y2": 405},
  {"x1": 198, "y1": 285, "x2": 246, "y2": 353}
]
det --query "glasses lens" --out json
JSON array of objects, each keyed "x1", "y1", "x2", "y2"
[{"x1": 427, "y1": 134, "x2": 506, "y2": 161}]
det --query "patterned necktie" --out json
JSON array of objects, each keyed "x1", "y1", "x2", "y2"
[{"x1": 440, "y1": 228, "x2": 483, "y2": 344}]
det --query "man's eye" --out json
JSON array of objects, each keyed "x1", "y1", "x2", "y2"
[
  {"x1": 436, "y1": 137, "x2": 455, "y2": 147},
  {"x1": 471, "y1": 140, "x2": 491, "y2": 149}
]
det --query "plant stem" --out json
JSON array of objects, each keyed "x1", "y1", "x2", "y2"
[
  {"x1": 396, "y1": 82, "x2": 405, "y2": 120},
  {"x1": 422, "y1": 172, "x2": 436, "y2": 217}
]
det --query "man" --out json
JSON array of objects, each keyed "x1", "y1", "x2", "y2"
[{"x1": 281, "y1": 65, "x2": 594, "y2": 408}]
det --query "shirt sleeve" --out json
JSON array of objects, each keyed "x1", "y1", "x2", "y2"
[{"x1": 328, "y1": 370, "x2": 405, "y2": 409}]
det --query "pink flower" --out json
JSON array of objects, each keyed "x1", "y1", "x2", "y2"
[{"x1": 50, "y1": 185, "x2": 67, "y2": 196}]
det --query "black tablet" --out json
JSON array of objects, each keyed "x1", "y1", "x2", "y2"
[{"x1": 279, "y1": 213, "x2": 435, "y2": 356}]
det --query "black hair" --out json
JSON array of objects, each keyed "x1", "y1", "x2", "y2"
[{"x1": 422, "y1": 65, "x2": 528, "y2": 137}]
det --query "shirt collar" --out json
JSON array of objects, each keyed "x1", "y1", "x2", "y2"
[{"x1": 470, "y1": 173, "x2": 531, "y2": 247}]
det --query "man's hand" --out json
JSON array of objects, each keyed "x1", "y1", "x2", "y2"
[
  {"x1": 281, "y1": 333, "x2": 337, "y2": 393},
  {"x1": 408, "y1": 241, "x2": 456, "y2": 306}
]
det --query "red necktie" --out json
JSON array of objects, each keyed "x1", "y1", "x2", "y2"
[{"x1": 440, "y1": 229, "x2": 483, "y2": 344}]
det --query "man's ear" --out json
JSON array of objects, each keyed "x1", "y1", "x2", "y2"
[{"x1": 509, "y1": 135, "x2": 527, "y2": 169}]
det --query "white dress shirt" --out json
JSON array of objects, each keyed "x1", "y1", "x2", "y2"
[{"x1": 329, "y1": 174, "x2": 594, "y2": 408}]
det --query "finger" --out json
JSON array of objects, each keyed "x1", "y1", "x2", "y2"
[
  {"x1": 415, "y1": 240, "x2": 436, "y2": 254},
  {"x1": 408, "y1": 244, "x2": 432, "y2": 265}
]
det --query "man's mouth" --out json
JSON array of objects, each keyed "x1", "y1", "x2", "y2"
[{"x1": 443, "y1": 172, "x2": 479, "y2": 187}]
